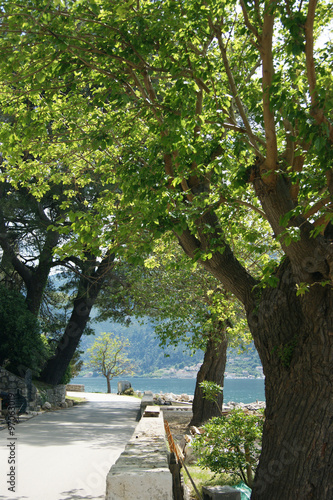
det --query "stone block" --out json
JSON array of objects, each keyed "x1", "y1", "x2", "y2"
[
  {"x1": 202, "y1": 485, "x2": 241, "y2": 500},
  {"x1": 107, "y1": 469, "x2": 172, "y2": 500},
  {"x1": 143, "y1": 405, "x2": 160, "y2": 417},
  {"x1": 140, "y1": 391, "x2": 154, "y2": 415},
  {"x1": 117, "y1": 380, "x2": 131, "y2": 394}
]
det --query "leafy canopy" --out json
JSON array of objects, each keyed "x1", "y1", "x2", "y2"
[{"x1": 0, "y1": 0, "x2": 332, "y2": 290}]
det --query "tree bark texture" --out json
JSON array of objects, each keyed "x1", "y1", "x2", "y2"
[
  {"x1": 248, "y1": 260, "x2": 333, "y2": 500},
  {"x1": 190, "y1": 334, "x2": 228, "y2": 427}
]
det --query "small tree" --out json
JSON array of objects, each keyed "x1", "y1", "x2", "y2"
[
  {"x1": 86, "y1": 333, "x2": 134, "y2": 393},
  {"x1": 194, "y1": 381, "x2": 264, "y2": 487},
  {"x1": 193, "y1": 409, "x2": 264, "y2": 488}
]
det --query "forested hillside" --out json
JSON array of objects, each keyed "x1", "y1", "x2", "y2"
[{"x1": 80, "y1": 316, "x2": 263, "y2": 378}]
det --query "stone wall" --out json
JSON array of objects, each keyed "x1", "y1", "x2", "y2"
[
  {"x1": 43, "y1": 385, "x2": 66, "y2": 406},
  {"x1": 0, "y1": 367, "x2": 66, "y2": 411},
  {"x1": 0, "y1": 367, "x2": 38, "y2": 410}
]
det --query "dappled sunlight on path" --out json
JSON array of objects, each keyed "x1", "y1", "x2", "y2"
[{"x1": 0, "y1": 392, "x2": 140, "y2": 500}]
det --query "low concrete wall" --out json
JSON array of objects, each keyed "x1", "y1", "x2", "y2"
[
  {"x1": 106, "y1": 410, "x2": 173, "y2": 500},
  {"x1": 66, "y1": 384, "x2": 85, "y2": 392},
  {"x1": 140, "y1": 390, "x2": 154, "y2": 416}
]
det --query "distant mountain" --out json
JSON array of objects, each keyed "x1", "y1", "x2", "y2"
[
  {"x1": 79, "y1": 316, "x2": 203, "y2": 375},
  {"x1": 79, "y1": 315, "x2": 263, "y2": 378},
  {"x1": 225, "y1": 345, "x2": 263, "y2": 379}
]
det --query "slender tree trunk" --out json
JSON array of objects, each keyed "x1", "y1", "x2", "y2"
[
  {"x1": 190, "y1": 333, "x2": 228, "y2": 427},
  {"x1": 249, "y1": 264, "x2": 333, "y2": 500},
  {"x1": 106, "y1": 376, "x2": 111, "y2": 394},
  {"x1": 244, "y1": 444, "x2": 254, "y2": 488},
  {"x1": 39, "y1": 253, "x2": 115, "y2": 385},
  {"x1": 39, "y1": 287, "x2": 95, "y2": 385}
]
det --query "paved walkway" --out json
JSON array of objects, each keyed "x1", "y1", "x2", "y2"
[{"x1": 0, "y1": 392, "x2": 140, "y2": 500}]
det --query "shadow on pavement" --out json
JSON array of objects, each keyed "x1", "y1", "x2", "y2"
[
  {"x1": 0, "y1": 400, "x2": 140, "y2": 449},
  {"x1": 60, "y1": 490, "x2": 104, "y2": 499},
  {"x1": 0, "y1": 497, "x2": 29, "y2": 499}
]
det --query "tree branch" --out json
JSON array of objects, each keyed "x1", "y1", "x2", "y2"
[
  {"x1": 305, "y1": 0, "x2": 333, "y2": 142},
  {"x1": 222, "y1": 122, "x2": 266, "y2": 147},
  {"x1": 174, "y1": 217, "x2": 258, "y2": 309},
  {"x1": 240, "y1": 0, "x2": 261, "y2": 41},
  {"x1": 260, "y1": 3, "x2": 278, "y2": 178},
  {"x1": 303, "y1": 194, "x2": 332, "y2": 220},
  {"x1": 0, "y1": 194, "x2": 33, "y2": 283},
  {"x1": 212, "y1": 24, "x2": 262, "y2": 157},
  {"x1": 0, "y1": 232, "x2": 33, "y2": 284}
]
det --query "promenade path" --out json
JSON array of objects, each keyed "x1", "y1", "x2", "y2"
[{"x1": 0, "y1": 392, "x2": 141, "y2": 500}]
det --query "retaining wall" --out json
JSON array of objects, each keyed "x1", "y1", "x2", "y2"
[
  {"x1": 0, "y1": 367, "x2": 66, "y2": 410},
  {"x1": 0, "y1": 367, "x2": 38, "y2": 410},
  {"x1": 106, "y1": 408, "x2": 173, "y2": 500}
]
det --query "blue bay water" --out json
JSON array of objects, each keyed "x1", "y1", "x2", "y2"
[{"x1": 70, "y1": 376, "x2": 265, "y2": 403}]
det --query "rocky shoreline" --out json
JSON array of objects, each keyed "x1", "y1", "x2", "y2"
[{"x1": 152, "y1": 391, "x2": 265, "y2": 412}]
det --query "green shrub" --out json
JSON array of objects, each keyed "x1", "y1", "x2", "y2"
[
  {"x1": 123, "y1": 387, "x2": 134, "y2": 396},
  {"x1": 0, "y1": 285, "x2": 51, "y2": 376},
  {"x1": 192, "y1": 409, "x2": 264, "y2": 487}
]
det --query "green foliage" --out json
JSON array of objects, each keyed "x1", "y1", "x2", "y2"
[
  {"x1": 60, "y1": 364, "x2": 72, "y2": 386},
  {"x1": 0, "y1": 0, "x2": 330, "y2": 293},
  {"x1": 96, "y1": 236, "x2": 252, "y2": 357},
  {"x1": 0, "y1": 285, "x2": 51, "y2": 375},
  {"x1": 60, "y1": 348, "x2": 83, "y2": 384},
  {"x1": 200, "y1": 380, "x2": 224, "y2": 412},
  {"x1": 195, "y1": 381, "x2": 263, "y2": 487},
  {"x1": 193, "y1": 409, "x2": 264, "y2": 487},
  {"x1": 123, "y1": 387, "x2": 134, "y2": 396}
]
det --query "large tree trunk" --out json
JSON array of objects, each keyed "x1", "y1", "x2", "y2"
[
  {"x1": 190, "y1": 333, "x2": 228, "y2": 427},
  {"x1": 39, "y1": 252, "x2": 114, "y2": 385},
  {"x1": 249, "y1": 263, "x2": 333, "y2": 500},
  {"x1": 176, "y1": 221, "x2": 333, "y2": 499}
]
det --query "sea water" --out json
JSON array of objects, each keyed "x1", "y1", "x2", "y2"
[{"x1": 70, "y1": 376, "x2": 265, "y2": 403}]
